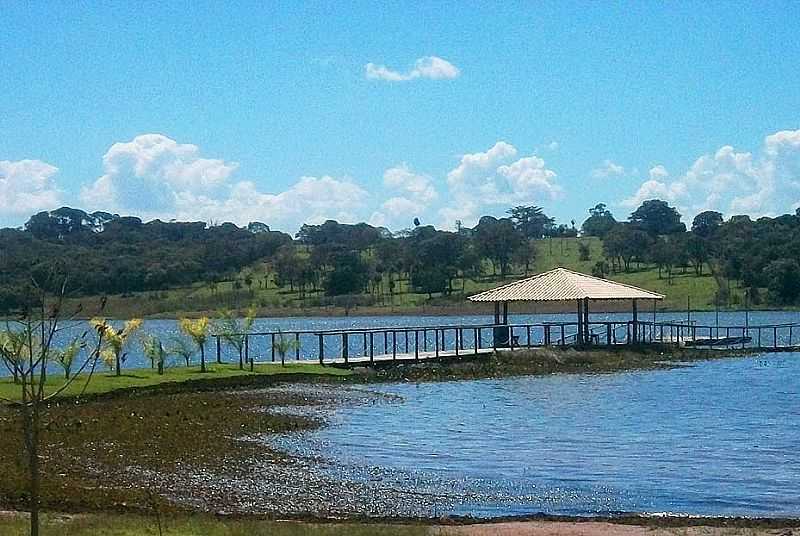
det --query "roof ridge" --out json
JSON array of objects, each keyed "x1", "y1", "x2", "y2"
[
  {"x1": 568, "y1": 268, "x2": 665, "y2": 298},
  {"x1": 467, "y1": 267, "x2": 580, "y2": 301}
]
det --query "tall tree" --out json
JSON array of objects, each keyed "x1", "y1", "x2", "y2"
[
  {"x1": 581, "y1": 203, "x2": 617, "y2": 238},
  {"x1": 507, "y1": 206, "x2": 555, "y2": 239},
  {"x1": 691, "y1": 211, "x2": 724, "y2": 238},
  {"x1": 629, "y1": 199, "x2": 686, "y2": 235}
]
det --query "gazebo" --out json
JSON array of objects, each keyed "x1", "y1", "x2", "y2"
[{"x1": 468, "y1": 267, "x2": 664, "y2": 345}]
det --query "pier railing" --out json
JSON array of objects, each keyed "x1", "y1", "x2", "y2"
[{"x1": 211, "y1": 320, "x2": 800, "y2": 367}]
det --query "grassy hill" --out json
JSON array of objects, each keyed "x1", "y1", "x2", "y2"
[{"x1": 60, "y1": 237, "x2": 749, "y2": 318}]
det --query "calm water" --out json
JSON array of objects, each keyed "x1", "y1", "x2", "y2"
[{"x1": 276, "y1": 354, "x2": 800, "y2": 518}]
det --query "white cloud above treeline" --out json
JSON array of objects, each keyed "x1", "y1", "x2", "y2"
[
  {"x1": 620, "y1": 129, "x2": 800, "y2": 220},
  {"x1": 3, "y1": 128, "x2": 800, "y2": 233},
  {"x1": 0, "y1": 159, "x2": 62, "y2": 224},
  {"x1": 80, "y1": 134, "x2": 368, "y2": 229},
  {"x1": 365, "y1": 56, "x2": 460, "y2": 82}
]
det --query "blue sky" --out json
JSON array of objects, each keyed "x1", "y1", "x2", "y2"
[{"x1": 2, "y1": 1, "x2": 799, "y2": 232}]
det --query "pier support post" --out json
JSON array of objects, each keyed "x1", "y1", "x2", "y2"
[{"x1": 318, "y1": 334, "x2": 324, "y2": 365}]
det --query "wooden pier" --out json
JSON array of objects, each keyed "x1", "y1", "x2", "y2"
[{"x1": 213, "y1": 319, "x2": 800, "y2": 368}]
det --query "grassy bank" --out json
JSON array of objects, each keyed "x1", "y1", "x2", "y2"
[{"x1": 0, "y1": 362, "x2": 351, "y2": 402}]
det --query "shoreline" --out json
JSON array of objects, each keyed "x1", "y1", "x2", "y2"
[{"x1": 0, "y1": 348, "x2": 795, "y2": 527}]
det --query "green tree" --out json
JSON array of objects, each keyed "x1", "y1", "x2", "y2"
[
  {"x1": 691, "y1": 210, "x2": 723, "y2": 238},
  {"x1": 507, "y1": 206, "x2": 555, "y2": 239},
  {"x1": 141, "y1": 334, "x2": 167, "y2": 375},
  {"x1": 179, "y1": 317, "x2": 210, "y2": 373},
  {"x1": 629, "y1": 199, "x2": 686, "y2": 235},
  {"x1": 214, "y1": 306, "x2": 257, "y2": 370},
  {"x1": 474, "y1": 216, "x2": 523, "y2": 277},
  {"x1": 325, "y1": 252, "x2": 369, "y2": 296},
  {"x1": 581, "y1": 203, "x2": 617, "y2": 238},
  {"x1": 764, "y1": 259, "x2": 800, "y2": 304}
]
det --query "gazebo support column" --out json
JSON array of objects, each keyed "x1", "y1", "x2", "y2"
[
  {"x1": 493, "y1": 301, "x2": 510, "y2": 347},
  {"x1": 631, "y1": 299, "x2": 638, "y2": 344},
  {"x1": 576, "y1": 299, "x2": 583, "y2": 345},
  {"x1": 583, "y1": 298, "x2": 590, "y2": 344}
]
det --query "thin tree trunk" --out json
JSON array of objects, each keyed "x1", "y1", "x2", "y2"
[{"x1": 200, "y1": 345, "x2": 206, "y2": 373}]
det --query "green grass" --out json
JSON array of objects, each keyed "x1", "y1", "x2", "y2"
[
  {"x1": 0, "y1": 362, "x2": 351, "y2": 402},
  {"x1": 0, "y1": 513, "x2": 429, "y2": 536}
]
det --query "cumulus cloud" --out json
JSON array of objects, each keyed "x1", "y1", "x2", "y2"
[
  {"x1": 368, "y1": 164, "x2": 438, "y2": 230},
  {"x1": 0, "y1": 159, "x2": 62, "y2": 222},
  {"x1": 440, "y1": 141, "x2": 562, "y2": 228},
  {"x1": 383, "y1": 164, "x2": 437, "y2": 203},
  {"x1": 80, "y1": 134, "x2": 368, "y2": 230},
  {"x1": 365, "y1": 56, "x2": 460, "y2": 82},
  {"x1": 590, "y1": 159, "x2": 625, "y2": 179},
  {"x1": 620, "y1": 129, "x2": 800, "y2": 219}
]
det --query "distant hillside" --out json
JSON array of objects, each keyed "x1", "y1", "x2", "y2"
[{"x1": 3, "y1": 204, "x2": 799, "y2": 317}]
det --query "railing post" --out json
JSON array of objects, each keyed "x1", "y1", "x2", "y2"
[
  {"x1": 363, "y1": 332, "x2": 367, "y2": 356},
  {"x1": 423, "y1": 329, "x2": 428, "y2": 352},
  {"x1": 414, "y1": 330, "x2": 419, "y2": 361},
  {"x1": 436, "y1": 329, "x2": 440, "y2": 357},
  {"x1": 318, "y1": 334, "x2": 324, "y2": 365},
  {"x1": 758, "y1": 328, "x2": 762, "y2": 348},
  {"x1": 607, "y1": 324, "x2": 612, "y2": 346},
  {"x1": 531, "y1": 326, "x2": 536, "y2": 347},
  {"x1": 774, "y1": 327, "x2": 778, "y2": 349},
  {"x1": 369, "y1": 331, "x2": 374, "y2": 364},
  {"x1": 392, "y1": 331, "x2": 396, "y2": 360},
  {"x1": 216, "y1": 336, "x2": 221, "y2": 363},
  {"x1": 405, "y1": 331, "x2": 410, "y2": 353},
  {"x1": 477, "y1": 328, "x2": 482, "y2": 349},
  {"x1": 560, "y1": 325, "x2": 565, "y2": 347},
  {"x1": 509, "y1": 327, "x2": 515, "y2": 351},
  {"x1": 474, "y1": 328, "x2": 479, "y2": 355},
  {"x1": 271, "y1": 333, "x2": 276, "y2": 362},
  {"x1": 295, "y1": 332, "x2": 301, "y2": 361},
  {"x1": 455, "y1": 329, "x2": 460, "y2": 357},
  {"x1": 459, "y1": 328, "x2": 465, "y2": 350},
  {"x1": 245, "y1": 335, "x2": 250, "y2": 371},
  {"x1": 342, "y1": 333, "x2": 349, "y2": 364},
  {"x1": 384, "y1": 332, "x2": 388, "y2": 355}
]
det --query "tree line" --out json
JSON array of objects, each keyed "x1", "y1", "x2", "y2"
[{"x1": 2, "y1": 200, "x2": 800, "y2": 312}]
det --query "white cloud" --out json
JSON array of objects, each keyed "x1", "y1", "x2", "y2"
[
  {"x1": 590, "y1": 159, "x2": 625, "y2": 179},
  {"x1": 383, "y1": 163, "x2": 437, "y2": 203},
  {"x1": 620, "y1": 129, "x2": 800, "y2": 219},
  {"x1": 365, "y1": 56, "x2": 460, "y2": 82},
  {"x1": 368, "y1": 164, "x2": 438, "y2": 230},
  {"x1": 446, "y1": 141, "x2": 518, "y2": 188},
  {"x1": 0, "y1": 159, "x2": 62, "y2": 222},
  {"x1": 81, "y1": 134, "x2": 237, "y2": 213},
  {"x1": 439, "y1": 142, "x2": 562, "y2": 228},
  {"x1": 80, "y1": 134, "x2": 368, "y2": 231}
]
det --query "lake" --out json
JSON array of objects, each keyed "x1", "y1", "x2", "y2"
[
  {"x1": 273, "y1": 352, "x2": 800, "y2": 518},
  {"x1": 11, "y1": 309, "x2": 797, "y2": 372}
]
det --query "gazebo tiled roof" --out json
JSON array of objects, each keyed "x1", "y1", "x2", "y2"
[{"x1": 467, "y1": 267, "x2": 664, "y2": 303}]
